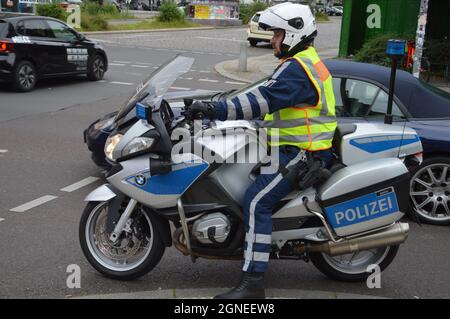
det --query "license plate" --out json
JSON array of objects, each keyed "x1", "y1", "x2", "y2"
[{"x1": 324, "y1": 187, "x2": 399, "y2": 229}]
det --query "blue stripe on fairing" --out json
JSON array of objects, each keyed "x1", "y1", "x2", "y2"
[
  {"x1": 125, "y1": 161, "x2": 209, "y2": 195},
  {"x1": 349, "y1": 135, "x2": 420, "y2": 153}
]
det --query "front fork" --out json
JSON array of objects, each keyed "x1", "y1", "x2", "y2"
[{"x1": 109, "y1": 198, "x2": 138, "y2": 243}]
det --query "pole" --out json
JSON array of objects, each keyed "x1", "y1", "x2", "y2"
[
  {"x1": 239, "y1": 41, "x2": 247, "y2": 72},
  {"x1": 385, "y1": 57, "x2": 398, "y2": 125}
]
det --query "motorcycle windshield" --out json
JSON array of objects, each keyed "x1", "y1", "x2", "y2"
[{"x1": 115, "y1": 55, "x2": 195, "y2": 121}]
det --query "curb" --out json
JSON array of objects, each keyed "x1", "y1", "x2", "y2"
[
  {"x1": 73, "y1": 288, "x2": 387, "y2": 299},
  {"x1": 215, "y1": 48, "x2": 339, "y2": 83},
  {"x1": 82, "y1": 26, "x2": 217, "y2": 36},
  {"x1": 214, "y1": 61, "x2": 254, "y2": 84}
]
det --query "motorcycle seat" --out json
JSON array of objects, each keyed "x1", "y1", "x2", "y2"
[{"x1": 332, "y1": 123, "x2": 357, "y2": 157}]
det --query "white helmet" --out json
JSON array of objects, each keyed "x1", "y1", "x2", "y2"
[{"x1": 258, "y1": 2, "x2": 317, "y2": 53}]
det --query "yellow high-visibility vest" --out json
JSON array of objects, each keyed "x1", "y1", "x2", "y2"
[{"x1": 264, "y1": 46, "x2": 337, "y2": 151}]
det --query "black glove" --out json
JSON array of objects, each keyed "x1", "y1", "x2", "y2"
[{"x1": 187, "y1": 101, "x2": 216, "y2": 120}]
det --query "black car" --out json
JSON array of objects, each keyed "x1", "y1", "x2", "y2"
[{"x1": 0, "y1": 14, "x2": 108, "y2": 92}]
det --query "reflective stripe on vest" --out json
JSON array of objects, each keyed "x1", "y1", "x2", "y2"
[{"x1": 264, "y1": 46, "x2": 337, "y2": 151}]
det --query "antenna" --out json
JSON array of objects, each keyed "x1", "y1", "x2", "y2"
[{"x1": 385, "y1": 39, "x2": 406, "y2": 125}]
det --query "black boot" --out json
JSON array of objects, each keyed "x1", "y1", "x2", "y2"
[{"x1": 214, "y1": 272, "x2": 265, "y2": 299}]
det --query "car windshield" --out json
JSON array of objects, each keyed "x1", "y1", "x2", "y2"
[{"x1": 115, "y1": 55, "x2": 194, "y2": 121}]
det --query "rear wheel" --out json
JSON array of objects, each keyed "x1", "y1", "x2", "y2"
[
  {"x1": 13, "y1": 61, "x2": 37, "y2": 92},
  {"x1": 249, "y1": 39, "x2": 258, "y2": 47},
  {"x1": 310, "y1": 245, "x2": 399, "y2": 282},
  {"x1": 79, "y1": 201, "x2": 166, "y2": 280}
]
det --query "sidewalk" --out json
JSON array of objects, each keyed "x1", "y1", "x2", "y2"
[
  {"x1": 74, "y1": 288, "x2": 386, "y2": 299},
  {"x1": 215, "y1": 47, "x2": 339, "y2": 83}
]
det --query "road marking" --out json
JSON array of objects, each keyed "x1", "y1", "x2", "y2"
[
  {"x1": 109, "y1": 63, "x2": 125, "y2": 66},
  {"x1": 0, "y1": 149, "x2": 8, "y2": 153},
  {"x1": 199, "y1": 71, "x2": 211, "y2": 73},
  {"x1": 110, "y1": 81, "x2": 134, "y2": 86},
  {"x1": 0, "y1": 218, "x2": 4, "y2": 223},
  {"x1": 113, "y1": 60, "x2": 131, "y2": 64},
  {"x1": 179, "y1": 77, "x2": 193, "y2": 80},
  {"x1": 196, "y1": 36, "x2": 246, "y2": 43},
  {"x1": 170, "y1": 86, "x2": 191, "y2": 91},
  {"x1": 135, "y1": 62, "x2": 153, "y2": 65},
  {"x1": 199, "y1": 79, "x2": 219, "y2": 83},
  {"x1": 131, "y1": 65, "x2": 149, "y2": 68},
  {"x1": 60, "y1": 177, "x2": 101, "y2": 193},
  {"x1": 225, "y1": 81, "x2": 247, "y2": 85},
  {"x1": 96, "y1": 80, "x2": 107, "y2": 83},
  {"x1": 10, "y1": 195, "x2": 58, "y2": 213}
]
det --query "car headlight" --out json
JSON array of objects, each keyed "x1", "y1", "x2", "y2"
[
  {"x1": 122, "y1": 137, "x2": 155, "y2": 157},
  {"x1": 94, "y1": 117, "x2": 115, "y2": 130},
  {"x1": 105, "y1": 133, "x2": 123, "y2": 161}
]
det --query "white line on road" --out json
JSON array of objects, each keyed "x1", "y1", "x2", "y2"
[
  {"x1": 10, "y1": 195, "x2": 58, "y2": 213},
  {"x1": 131, "y1": 65, "x2": 149, "y2": 68},
  {"x1": 110, "y1": 81, "x2": 134, "y2": 86},
  {"x1": 179, "y1": 77, "x2": 193, "y2": 80},
  {"x1": 109, "y1": 63, "x2": 126, "y2": 66},
  {"x1": 113, "y1": 60, "x2": 131, "y2": 64},
  {"x1": 0, "y1": 149, "x2": 8, "y2": 153},
  {"x1": 196, "y1": 36, "x2": 246, "y2": 43},
  {"x1": 225, "y1": 81, "x2": 247, "y2": 85},
  {"x1": 199, "y1": 71, "x2": 211, "y2": 73},
  {"x1": 135, "y1": 62, "x2": 153, "y2": 65},
  {"x1": 60, "y1": 177, "x2": 101, "y2": 193},
  {"x1": 170, "y1": 87, "x2": 191, "y2": 91},
  {"x1": 0, "y1": 218, "x2": 4, "y2": 223},
  {"x1": 96, "y1": 80, "x2": 107, "y2": 83},
  {"x1": 199, "y1": 79, "x2": 219, "y2": 83}
]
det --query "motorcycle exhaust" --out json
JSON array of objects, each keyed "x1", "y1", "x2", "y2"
[{"x1": 303, "y1": 222, "x2": 410, "y2": 256}]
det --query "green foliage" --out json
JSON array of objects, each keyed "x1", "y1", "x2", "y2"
[
  {"x1": 315, "y1": 12, "x2": 329, "y2": 22},
  {"x1": 157, "y1": 2, "x2": 184, "y2": 22},
  {"x1": 240, "y1": 0, "x2": 268, "y2": 24},
  {"x1": 424, "y1": 40, "x2": 450, "y2": 65},
  {"x1": 354, "y1": 34, "x2": 399, "y2": 67},
  {"x1": 80, "y1": 13, "x2": 109, "y2": 31},
  {"x1": 35, "y1": 3, "x2": 68, "y2": 21}
]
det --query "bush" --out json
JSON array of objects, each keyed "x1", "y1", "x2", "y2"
[
  {"x1": 81, "y1": 13, "x2": 109, "y2": 31},
  {"x1": 354, "y1": 34, "x2": 400, "y2": 67},
  {"x1": 81, "y1": 1, "x2": 102, "y2": 15},
  {"x1": 35, "y1": 3, "x2": 68, "y2": 21},
  {"x1": 157, "y1": 2, "x2": 184, "y2": 22},
  {"x1": 240, "y1": 0, "x2": 268, "y2": 24}
]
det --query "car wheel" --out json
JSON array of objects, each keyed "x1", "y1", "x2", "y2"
[
  {"x1": 249, "y1": 40, "x2": 258, "y2": 47},
  {"x1": 13, "y1": 61, "x2": 37, "y2": 92},
  {"x1": 88, "y1": 55, "x2": 106, "y2": 81},
  {"x1": 409, "y1": 156, "x2": 450, "y2": 225}
]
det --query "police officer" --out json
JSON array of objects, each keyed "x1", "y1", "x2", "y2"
[{"x1": 189, "y1": 2, "x2": 337, "y2": 299}]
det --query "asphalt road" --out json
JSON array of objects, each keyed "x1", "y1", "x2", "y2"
[{"x1": 1, "y1": 23, "x2": 449, "y2": 299}]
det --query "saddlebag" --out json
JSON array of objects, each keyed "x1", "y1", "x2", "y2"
[{"x1": 318, "y1": 158, "x2": 410, "y2": 237}]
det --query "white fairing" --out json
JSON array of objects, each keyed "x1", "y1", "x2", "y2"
[{"x1": 339, "y1": 123, "x2": 422, "y2": 166}]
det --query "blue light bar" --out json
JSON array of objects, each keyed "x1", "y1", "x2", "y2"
[
  {"x1": 136, "y1": 102, "x2": 149, "y2": 121},
  {"x1": 386, "y1": 39, "x2": 406, "y2": 56}
]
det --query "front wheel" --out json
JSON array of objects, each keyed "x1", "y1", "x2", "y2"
[
  {"x1": 79, "y1": 201, "x2": 165, "y2": 280},
  {"x1": 310, "y1": 245, "x2": 399, "y2": 282},
  {"x1": 87, "y1": 55, "x2": 106, "y2": 81}
]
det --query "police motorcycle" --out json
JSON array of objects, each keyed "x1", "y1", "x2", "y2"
[{"x1": 79, "y1": 56, "x2": 423, "y2": 282}]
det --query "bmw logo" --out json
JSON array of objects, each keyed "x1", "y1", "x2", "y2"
[{"x1": 135, "y1": 174, "x2": 147, "y2": 186}]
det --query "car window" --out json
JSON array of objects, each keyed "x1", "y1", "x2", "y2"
[
  {"x1": 252, "y1": 14, "x2": 260, "y2": 23},
  {"x1": 0, "y1": 21, "x2": 6, "y2": 37},
  {"x1": 368, "y1": 90, "x2": 403, "y2": 118},
  {"x1": 16, "y1": 21, "x2": 25, "y2": 36},
  {"x1": 24, "y1": 19, "x2": 52, "y2": 38},
  {"x1": 45, "y1": 20, "x2": 77, "y2": 41},
  {"x1": 332, "y1": 77, "x2": 403, "y2": 118}
]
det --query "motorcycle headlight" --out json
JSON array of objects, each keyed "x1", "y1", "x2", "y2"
[
  {"x1": 94, "y1": 117, "x2": 115, "y2": 131},
  {"x1": 122, "y1": 137, "x2": 155, "y2": 157},
  {"x1": 105, "y1": 133, "x2": 123, "y2": 161}
]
